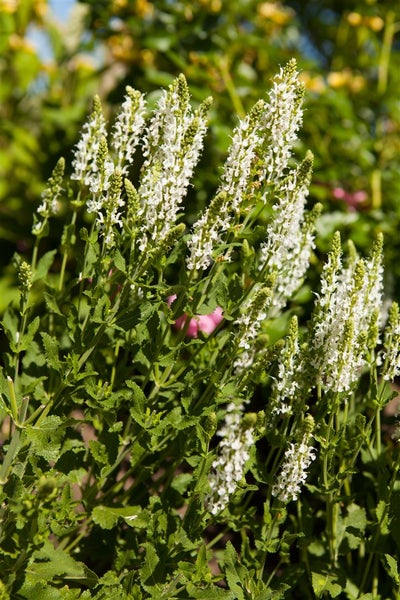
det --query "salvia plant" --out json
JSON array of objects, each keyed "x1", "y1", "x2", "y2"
[{"x1": 0, "y1": 60, "x2": 399, "y2": 599}]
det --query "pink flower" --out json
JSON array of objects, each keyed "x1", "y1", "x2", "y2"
[
  {"x1": 332, "y1": 187, "x2": 367, "y2": 211},
  {"x1": 167, "y1": 295, "x2": 223, "y2": 338}
]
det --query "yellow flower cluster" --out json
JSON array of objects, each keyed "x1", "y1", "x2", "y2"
[
  {"x1": 347, "y1": 12, "x2": 384, "y2": 31},
  {"x1": 327, "y1": 69, "x2": 366, "y2": 93},
  {"x1": 258, "y1": 1, "x2": 294, "y2": 25}
]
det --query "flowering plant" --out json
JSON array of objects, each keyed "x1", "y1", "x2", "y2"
[{"x1": 0, "y1": 61, "x2": 399, "y2": 599}]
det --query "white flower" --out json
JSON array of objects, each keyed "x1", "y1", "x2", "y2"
[
  {"x1": 137, "y1": 75, "x2": 210, "y2": 252},
  {"x1": 267, "y1": 316, "x2": 302, "y2": 421},
  {"x1": 310, "y1": 233, "x2": 384, "y2": 393},
  {"x1": 258, "y1": 153, "x2": 318, "y2": 314},
  {"x1": 111, "y1": 86, "x2": 146, "y2": 174},
  {"x1": 272, "y1": 434, "x2": 316, "y2": 503},
  {"x1": 71, "y1": 96, "x2": 107, "y2": 187},
  {"x1": 382, "y1": 301, "x2": 400, "y2": 381},
  {"x1": 258, "y1": 58, "x2": 304, "y2": 184},
  {"x1": 272, "y1": 416, "x2": 316, "y2": 503},
  {"x1": 205, "y1": 403, "x2": 254, "y2": 515},
  {"x1": 186, "y1": 101, "x2": 265, "y2": 271},
  {"x1": 186, "y1": 59, "x2": 305, "y2": 273},
  {"x1": 32, "y1": 158, "x2": 64, "y2": 236},
  {"x1": 233, "y1": 287, "x2": 272, "y2": 375}
]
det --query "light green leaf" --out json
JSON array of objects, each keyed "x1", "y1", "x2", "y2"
[
  {"x1": 33, "y1": 250, "x2": 57, "y2": 282},
  {"x1": 26, "y1": 416, "x2": 63, "y2": 461},
  {"x1": 92, "y1": 505, "x2": 142, "y2": 529},
  {"x1": 223, "y1": 541, "x2": 246, "y2": 599},
  {"x1": 139, "y1": 542, "x2": 160, "y2": 587},
  {"x1": 24, "y1": 541, "x2": 98, "y2": 587},
  {"x1": 382, "y1": 553, "x2": 400, "y2": 584},
  {"x1": 18, "y1": 316, "x2": 40, "y2": 352},
  {"x1": 40, "y1": 332, "x2": 61, "y2": 371},
  {"x1": 113, "y1": 250, "x2": 126, "y2": 273},
  {"x1": 312, "y1": 571, "x2": 344, "y2": 598}
]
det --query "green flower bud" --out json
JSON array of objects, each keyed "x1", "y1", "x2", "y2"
[
  {"x1": 202, "y1": 412, "x2": 217, "y2": 437},
  {"x1": 18, "y1": 261, "x2": 32, "y2": 293}
]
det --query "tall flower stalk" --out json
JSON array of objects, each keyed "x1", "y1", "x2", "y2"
[
  {"x1": 186, "y1": 59, "x2": 308, "y2": 274},
  {"x1": 137, "y1": 75, "x2": 211, "y2": 253},
  {"x1": 309, "y1": 233, "x2": 384, "y2": 394},
  {"x1": 271, "y1": 415, "x2": 316, "y2": 503},
  {"x1": 258, "y1": 153, "x2": 321, "y2": 314}
]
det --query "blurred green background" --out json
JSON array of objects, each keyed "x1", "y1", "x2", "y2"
[{"x1": 1, "y1": 0, "x2": 399, "y2": 309}]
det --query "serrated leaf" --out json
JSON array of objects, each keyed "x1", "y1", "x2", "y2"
[
  {"x1": 382, "y1": 553, "x2": 400, "y2": 584},
  {"x1": 140, "y1": 542, "x2": 160, "y2": 586},
  {"x1": 26, "y1": 416, "x2": 63, "y2": 461},
  {"x1": 18, "y1": 316, "x2": 40, "y2": 352},
  {"x1": 40, "y1": 332, "x2": 61, "y2": 371},
  {"x1": 223, "y1": 541, "x2": 246, "y2": 599},
  {"x1": 113, "y1": 250, "x2": 126, "y2": 273},
  {"x1": 33, "y1": 250, "x2": 57, "y2": 282},
  {"x1": 311, "y1": 571, "x2": 344, "y2": 598},
  {"x1": 44, "y1": 292, "x2": 63, "y2": 316},
  {"x1": 1, "y1": 306, "x2": 19, "y2": 350},
  {"x1": 186, "y1": 584, "x2": 235, "y2": 599},
  {"x1": 127, "y1": 380, "x2": 147, "y2": 426},
  {"x1": 92, "y1": 505, "x2": 142, "y2": 529},
  {"x1": 171, "y1": 472, "x2": 193, "y2": 495},
  {"x1": 25, "y1": 541, "x2": 98, "y2": 587},
  {"x1": 376, "y1": 500, "x2": 390, "y2": 535}
]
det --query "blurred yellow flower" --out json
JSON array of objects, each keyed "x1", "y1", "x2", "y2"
[
  {"x1": 112, "y1": 0, "x2": 128, "y2": 9},
  {"x1": 199, "y1": 0, "x2": 222, "y2": 12},
  {"x1": 8, "y1": 33, "x2": 35, "y2": 53},
  {"x1": 32, "y1": 0, "x2": 48, "y2": 20},
  {"x1": 299, "y1": 72, "x2": 325, "y2": 94},
  {"x1": 140, "y1": 49, "x2": 155, "y2": 67},
  {"x1": 365, "y1": 16, "x2": 384, "y2": 31},
  {"x1": 349, "y1": 74, "x2": 366, "y2": 93},
  {"x1": 258, "y1": 2, "x2": 294, "y2": 26},
  {"x1": 347, "y1": 11, "x2": 384, "y2": 32},
  {"x1": 347, "y1": 12, "x2": 363, "y2": 26},
  {"x1": 327, "y1": 70, "x2": 366, "y2": 93},
  {"x1": 135, "y1": 0, "x2": 154, "y2": 18},
  {"x1": 327, "y1": 71, "x2": 350, "y2": 88},
  {"x1": 108, "y1": 34, "x2": 135, "y2": 61},
  {"x1": 0, "y1": 0, "x2": 18, "y2": 13}
]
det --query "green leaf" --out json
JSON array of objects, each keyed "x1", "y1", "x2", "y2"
[
  {"x1": 337, "y1": 503, "x2": 367, "y2": 553},
  {"x1": 311, "y1": 570, "x2": 344, "y2": 598},
  {"x1": 44, "y1": 292, "x2": 63, "y2": 316},
  {"x1": 223, "y1": 541, "x2": 246, "y2": 599},
  {"x1": 33, "y1": 250, "x2": 57, "y2": 282},
  {"x1": 92, "y1": 505, "x2": 142, "y2": 529},
  {"x1": 127, "y1": 380, "x2": 147, "y2": 426},
  {"x1": 382, "y1": 553, "x2": 400, "y2": 584},
  {"x1": 40, "y1": 332, "x2": 61, "y2": 371},
  {"x1": 25, "y1": 416, "x2": 64, "y2": 462},
  {"x1": 23, "y1": 541, "x2": 98, "y2": 587},
  {"x1": 139, "y1": 542, "x2": 161, "y2": 587},
  {"x1": 113, "y1": 249, "x2": 126, "y2": 273},
  {"x1": 1, "y1": 306, "x2": 19, "y2": 350},
  {"x1": 171, "y1": 472, "x2": 193, "y2": 495},
  {"x1": 17, "y1": 316, "x2": 40, "y2": 352},
  {"x1": 185, "y1": 584, "x2": 235, "y2": 599},
  {"x1": 376, "y1": 500, "x2": 390, "y2": 535}
]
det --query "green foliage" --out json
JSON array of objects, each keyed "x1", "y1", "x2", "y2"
[
  {"x1": 1, "y1": 1, "x2": 400, "y2": 597},
  {"x1": 1, "y1": 66, "x2": 400, "y2": 598}
]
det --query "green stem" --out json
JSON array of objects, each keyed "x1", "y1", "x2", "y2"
[
  {"x1": 378, "y1": 11, "x2": 396, "y2": 96},
  {"x1": 58, "y1": 210, "x2": 77, "y2": 292},
  {"x1": 218, "y1": 56, "x2": 245, "y2": 118}
]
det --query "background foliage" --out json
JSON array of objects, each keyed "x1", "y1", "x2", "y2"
[
  {"x1": 1, "y1": 0, "x2": 399, "y2": 300},
  {"x1": 0, "y1": 0, "x2": 400, "y2": 598}
]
